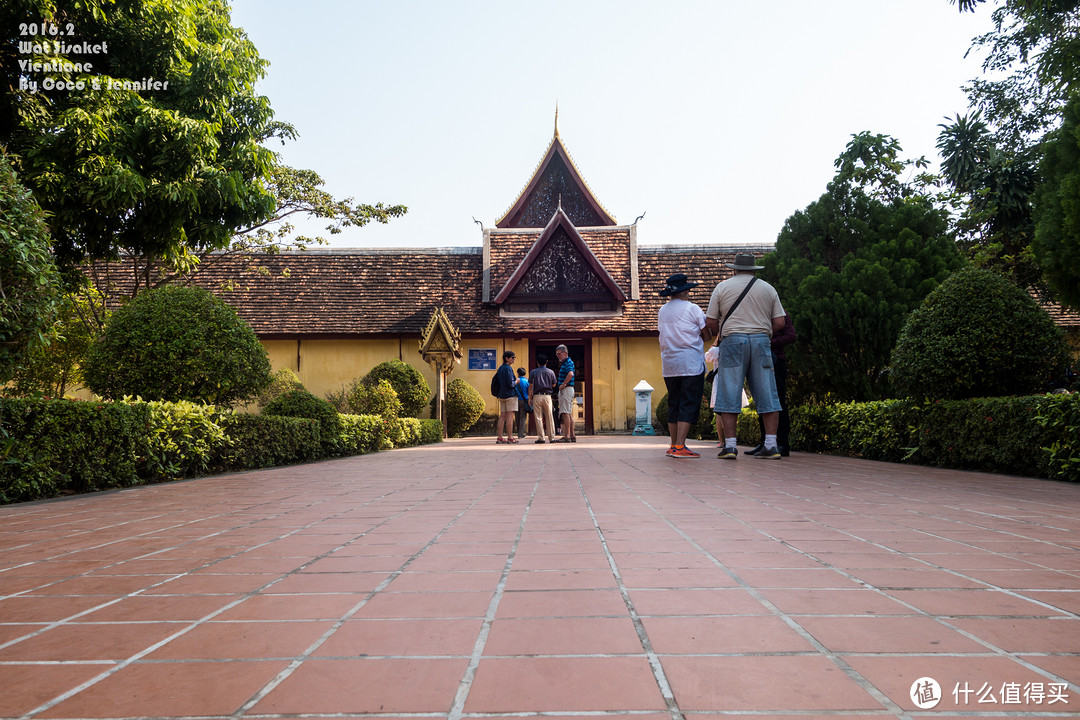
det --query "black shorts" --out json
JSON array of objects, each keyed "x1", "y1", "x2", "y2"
[{"x1": 664, "y1": 373, "x2": 705, "y2": 424}]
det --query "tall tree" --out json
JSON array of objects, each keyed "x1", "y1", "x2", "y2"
[
  {"x1": 936, "y1": 113, "x2": 1041, "y2": 289},
  {"x1": 763, "y1": 134, "x2": 967, "y2": 404},
  {"x1": 945, "y1": 1, "x2": 1080, "y2": 299},
  {"x1": 2, "y1": 0, "x2": 280, "y2": 268},
  {"x1": 1, "y1": 0, "x2": 405, "y2": 311},
  {"x1": 0, "y1": 149, "x2": 62, "y2": 384},
  {"x1": 950, "y1": 0, "x2": 1080, "y2": 150},
  {"x1": 1033, "y1": 93, "x2": 1080, "y2": 308}
]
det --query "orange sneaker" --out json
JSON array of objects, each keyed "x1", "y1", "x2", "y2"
[
  {"x1": 666, "y1": 446, "x2": 676, "y2": 456},
  {"x1": 671, "y1": 446, "x2": 700, "y2": 458}
]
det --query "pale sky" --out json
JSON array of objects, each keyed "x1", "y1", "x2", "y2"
[{"x1": 228, "y1": 0, "x2": 995, "y2": 249}]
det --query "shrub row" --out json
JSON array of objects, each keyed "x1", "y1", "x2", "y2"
[
  {"x1": 791, "y1": 393, "x2": 1080, "y2": 482},
  {"x1": 0, "y1": 397, "x2": 149, "y2": 503},
  {"x1": 0, "y1": 397, "x2": 444, "y2": 505},
  {"x1": 653, "y1": 383, "x2": 763, "y2": 446}
]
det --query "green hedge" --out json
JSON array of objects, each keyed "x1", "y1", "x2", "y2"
[
  {"x1": 654, "y1": 383, "x2": 762, "y2": 446},
  {"x1": 792, "y1": 394, "x2": 1080, "y2": 481},
  {"x1": 1, "y1": 397, "x2": 444, "y2": 505},
  {"x1": 221, "y1": 414, "x2": 322, "y2": 469},
  {"x1": 339, "y1": 414, "x2": 386, "y2": 455},
  {"x1": 417, "y1": 418, "x2": 445, "y2": 445},
  {"x1": 0, "y1": 398, "x2": 150, "y2": 503}
]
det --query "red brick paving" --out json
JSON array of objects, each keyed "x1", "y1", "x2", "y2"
[{"x1": 1, "y1": 435, "x2": 1079, "y2": 719}]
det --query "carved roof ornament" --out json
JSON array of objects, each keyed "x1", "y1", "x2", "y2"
[
  {"x1": 496, "y1": 111, "x2": 617, "y2": 229},
  {"x1": 494, "y1": 206, "x2": 627, "y2": 305},
  {"x1": 418, "y1": 307, "x2": 462, "y2": 371}
]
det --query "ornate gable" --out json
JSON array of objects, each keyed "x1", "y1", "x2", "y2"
[
  {"x1": 496, "y1": 124, "x2": 616, "y2": 228},
  {"x1": 494, "y1": 207, "x2": 626, "y2": 313}
]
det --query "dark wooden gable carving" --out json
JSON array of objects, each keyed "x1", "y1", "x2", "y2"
[
  {"x1": 496, "y1": 130, "x2": 616, "y2": 229},
  {"x1": 494, "y1": 208, "x2": 626, "y2": 312}
]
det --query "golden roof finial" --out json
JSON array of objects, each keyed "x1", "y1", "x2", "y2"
[{"x1": 554, "y1": 101, "x2": 559, "y2": 137}]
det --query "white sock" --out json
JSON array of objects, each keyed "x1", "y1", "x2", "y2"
[
  {"x1": 725, "y1": 437, "x2": 736, "y2": 448},
  {"x1": 765, "y1": 434, "x2": 777, "y2": 448}
]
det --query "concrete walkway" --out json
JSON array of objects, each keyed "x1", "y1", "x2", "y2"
[{"x1": 1, "y1": 436, "x2": 1079, "y2": 719}]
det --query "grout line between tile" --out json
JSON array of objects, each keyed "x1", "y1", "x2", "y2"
[{"x1": 572, "y1": 459, "x2": 686, "y2": 720}]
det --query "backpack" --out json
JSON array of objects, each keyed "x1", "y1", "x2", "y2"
[{"x1": 490, "y1": 370, "x2": 500, "y2": 397}]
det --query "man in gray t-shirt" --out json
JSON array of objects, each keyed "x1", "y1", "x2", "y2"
[{"x1": 704, "y1": 254, "x2": 786, "y2": 460}]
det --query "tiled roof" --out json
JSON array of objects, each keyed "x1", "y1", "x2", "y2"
[
  {"x1": 93, "y1": 245, "x2": 770, "y2": 337},
  {"x1": 97, "y1": 245, "x2": 1076, "y2": 337},
  {"x1": 495, "y1": 129, "x2": 617, "y2": 228},
  {"x1": 1038, "y1": 295, "x2": 1080, "y2": 328},
  {"x1": 488, "y1": 214, "x2": 629, "y2": 304}
]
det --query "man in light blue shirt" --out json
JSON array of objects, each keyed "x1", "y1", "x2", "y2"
[{"x1": 658, "y1": 273, "x2": 709, "y2": 458}]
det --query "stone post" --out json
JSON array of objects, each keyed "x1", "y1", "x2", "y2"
[{"x1": 632, "y1": 380, "x2": 655, "y2": 436}]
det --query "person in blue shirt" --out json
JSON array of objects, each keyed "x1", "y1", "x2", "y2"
[
  {"x1": 555, "y1": 344, "x2": 576, "y2": 443},
  {"x1": 514, "y1": 367, "x2": 531, "y2": 438},
  {"x1": 495, "y1": 350, "x2": 519, "y2": 444}
]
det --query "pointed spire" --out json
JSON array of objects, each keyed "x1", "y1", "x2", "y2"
[{"x1": 554, "y1": 102, "x2": 560, "y2": 137}]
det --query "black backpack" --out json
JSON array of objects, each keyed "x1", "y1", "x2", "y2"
[{"x1": 490, "y1": 370, "x2": 500, "y2": 397}]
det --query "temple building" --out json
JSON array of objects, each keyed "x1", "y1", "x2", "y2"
[
  {"x1": 164, "y1": 122, "x2": 765, "y2": 433},
  {"x1": 83, "y1": 120, "x2": 1080, "y2": 431}
]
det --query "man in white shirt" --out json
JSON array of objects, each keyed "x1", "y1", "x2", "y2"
[
  {"x1": 705, "y1": 254, "x2": 786, "y2": 460},
  {"x1": 658, "y1": 273, "x2": 709, "y2": 458}
]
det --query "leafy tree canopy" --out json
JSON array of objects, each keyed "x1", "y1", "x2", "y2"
[
  {"x1": 939, "y1": 0, "x2": 1080, "y2": 295},
  {"x1": 0, "y1": 147, "x2": 62, "y2": 383},
  {"x1": 936, "y1": 112, "x2": 1042, "y2": 289},
  {"x1": 5, "y1": 287, "x2": 106, "y2": 398},
  {"x1": 1, "y1": 0, "x2": 405, "y2": 304},
  {"x1": 763, "y1": 134, "x2": 967, "y2": 404},
  {"x1": 1033, "y1": 92, "x2": 1080, "y2": 308},
  {"x1": 2, "y1": 0, "x2": 281, "y2": 267},
  {"x1": 950, "y1": 0, "x2": 1080, "y2": 150}
]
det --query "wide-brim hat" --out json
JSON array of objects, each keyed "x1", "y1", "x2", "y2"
[
  {"x1": 659, "y1": 273, "x2": 698, "y2": 296},
  {"x1": 726, "y1": 253, "x2": 765, "y2": 271}
]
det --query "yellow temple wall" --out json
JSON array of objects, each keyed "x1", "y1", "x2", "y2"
[
  {"x1": 263, "y1": 336, "x2": 674, "y2": 429},
  {"x1": 68, "y1": 334, "x2": 668, "y2": 430}
]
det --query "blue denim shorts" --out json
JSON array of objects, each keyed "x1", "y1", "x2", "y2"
[{"x1": 712, "y1": 333, "x2": 782, "y2": 414}]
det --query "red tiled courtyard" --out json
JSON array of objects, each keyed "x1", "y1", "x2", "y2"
[{"x1": 2, "y1": 436, "x2": 1079, "y2": 719}]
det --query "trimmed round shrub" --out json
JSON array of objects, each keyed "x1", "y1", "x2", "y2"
[
  {"x1": 434, "y1": 378, "x2": 484, "y2": 437},
  {"x1": 363, "y1": 360, "x2": 430, "y2": 418},
  {"x1": 257, "y1": 368, "x2": 305, "y2": 409},
  {"x1": 344, "y1": 378, "x2": 402, "y2": 418},
  {"x1": 83, "y1": 286, "x2": 271, "y2": 405},
  {"x1": 890, "y1": 267, "x2": 1070, "y2": 400},
  {"x1": 263, "y1": 389, "x2": 341, "y2": 451}
]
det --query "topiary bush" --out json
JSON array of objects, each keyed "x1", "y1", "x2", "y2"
[
  {"x1": 83, "y1": 286, "x2": 272, "y2": 405},
  {"x1": 890, "y1": 267, "x2": 1070, "y2": 400},
  {"x1": 257, "y1": 368, "x2": 306, "y2": 409},
  {"x1": 339, "y1": 378, "x2": 402, "y2": 418},
  {"x1": 262, "y1": 389, "x2": 342, "y2": 454},
  {"x1": 435, "y1": 378, "x2": 484, "y2": 437},
  {"x1": 363, "y1": 360, "x2": 430, "y2": 417}
]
